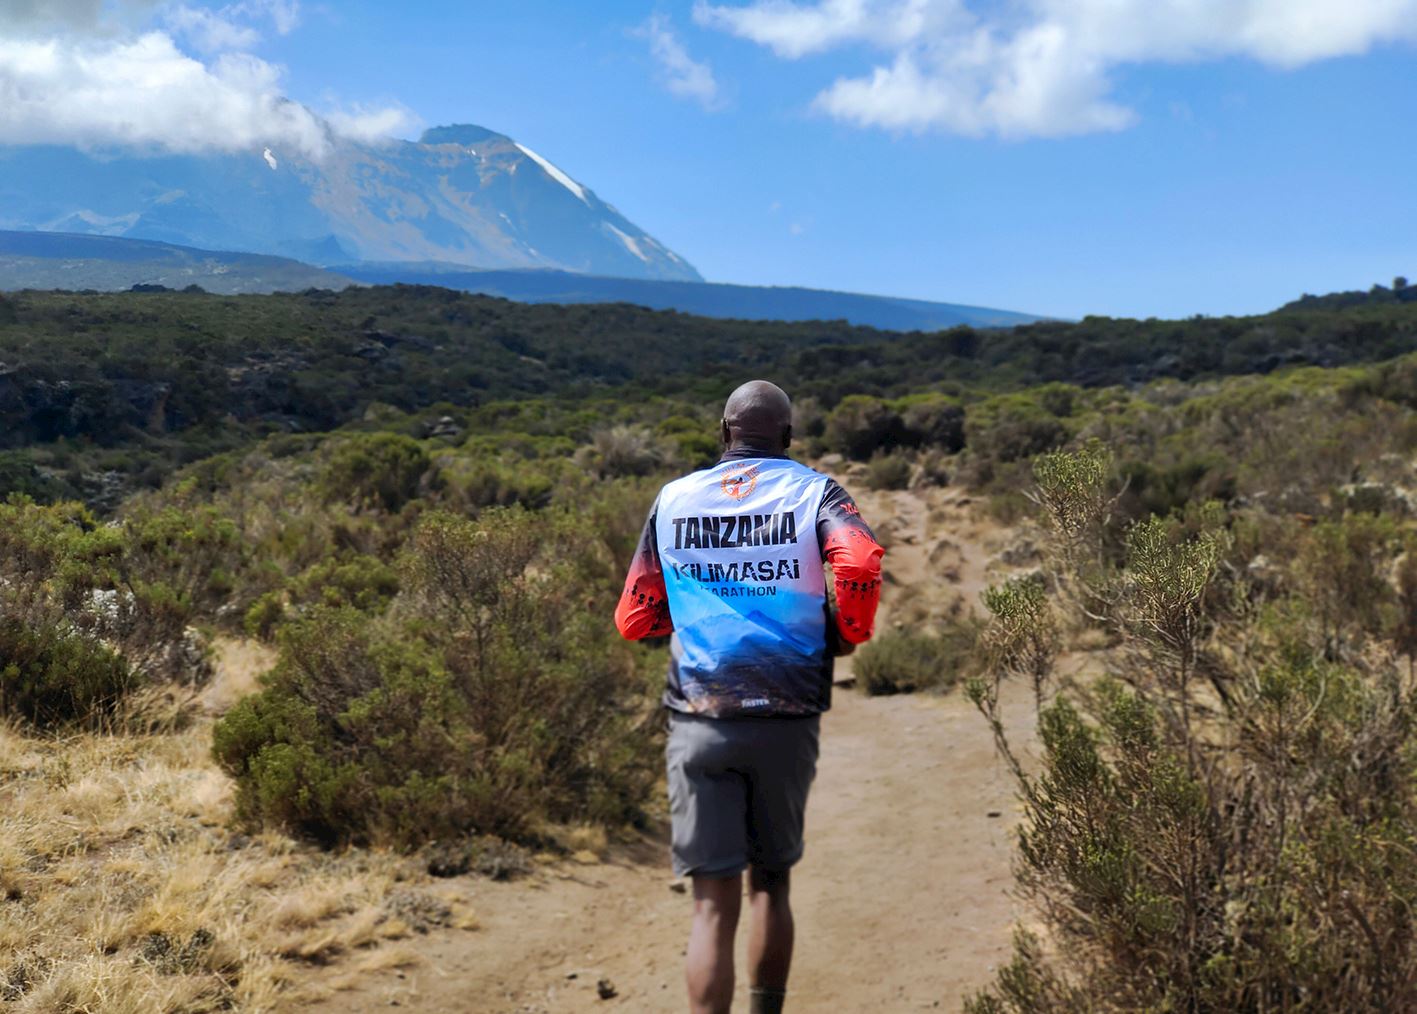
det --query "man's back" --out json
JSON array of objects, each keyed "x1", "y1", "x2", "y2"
[
  {"x1": 614, "y1": 380, "x2": 884, "y2": 1014},
  {"x1": 617, "y1": 449, "x2": 884, "y2": 717}
]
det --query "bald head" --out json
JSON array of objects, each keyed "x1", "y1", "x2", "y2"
[{"x1": 721, "y1": 380, "x2": 793, "y2": 453}]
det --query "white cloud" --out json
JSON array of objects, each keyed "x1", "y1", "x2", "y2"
[
  {"x1": 164, "y1": 1, "x2": 301, "y2": 53},
  {"x1": 637, "y1": 13, "x2": 723, "y2": 111},
  {"x1": 0, "y1": 2, "x2": 412, "y2": 158},
  {"x1": 696, "y1": 0, "x2": 1417, "y2": 137},
  {"x1": 693, "y1": 0, "x2": 953, "y2": 58},
  {"x1": 325, "y1": 102, "x2": 418, "y2": 143},
  {"x1": 164, "y1": 5, "x2": 262, "y2": 52},
  {"x1": 239, "y1": 0, "x2": 300, "y2": 37}
]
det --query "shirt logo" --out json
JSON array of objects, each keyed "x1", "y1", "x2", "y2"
[{"x1": 720, "y1": 463, "x2": 760, "y2": 501}]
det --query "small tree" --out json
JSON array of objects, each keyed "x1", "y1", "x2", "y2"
[{"x1": 966, "y1": 444, "x2": 1417, "y2": 1012}]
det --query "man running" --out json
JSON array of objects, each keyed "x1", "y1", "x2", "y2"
[{"x1": 615, "y1": 380, "x2": 885, "y2": 1013}]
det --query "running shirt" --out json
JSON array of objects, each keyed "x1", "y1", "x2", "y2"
[{"x1": 615, "y1": 449, "x2": 884, "y2": 718}]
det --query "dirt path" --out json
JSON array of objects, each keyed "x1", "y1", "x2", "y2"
[
  {"x1": 308, "y1": 682, "x2": 1035, "y2": 1013},
  {"x1": 306, "y1": 479, "x2": 1039, "y2": 1012}
]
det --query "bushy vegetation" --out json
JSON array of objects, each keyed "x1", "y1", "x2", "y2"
[
  {"x1": 854, "y1": 619, "x2": 981, "y2": 696},
  {"x1": 213, "y1": 507, "x2": 658, "y2": 847},
  {"x1": 6, "y1": 279, "x2": 1417, "y2": 1006},
  {"x1": 5, "y1": 285, "x2": 1417, "y2": 507},
  {"x1": 0, "y1": 496, "x2": 239, "y2": 727},
  {"x1": 965, "y1": 443, "x2": 1417, "y2": 1012},
  {"x1": 0, "y1": 616, "x2": 136, "y2": 729}
]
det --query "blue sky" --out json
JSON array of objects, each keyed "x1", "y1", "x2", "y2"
[{"x1": 4, "y1": 1, "x2": 1417, "y2": 319}]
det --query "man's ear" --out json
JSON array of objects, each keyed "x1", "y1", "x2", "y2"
[
  {"x1": 720, "y1": 419, "x2": 731, "y2": 445},
  {"x1": 782, "y1": 424, "x2": 793, "y2": 450}
]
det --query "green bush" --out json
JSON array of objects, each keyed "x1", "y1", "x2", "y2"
[
  {"x1": 967, "y1": 445, "x2": 1417, "y2": 1013},
  {"x1": 580, "y1": 425, "x2": 674, "y2": 479},
  {"x1": 0, "y1": 617, "x2": 139, "y2": 729},
  {"x1": 824, "y1": 395, "x2": 904, "y2": 460},
  {"x1": 320, "y1": 433, "x2": 431, "y2": 512},
  {"x1": 964, "y1": 394, "x2": 1069, "y2": 467},
  {"x1": 243, "y1": 555, "x2": 399, "y2": 642},
  {"x1": 854, "y1": 622, "x2": 979, "y2": 696},
  {"x1": 293, "y1": 554, "x2": 399, "y2": 613},
  {"x1": 451, "y1": 457, "x2": 558, "y2": 510},
  {"x1": 865, "y1": 451, "x2": 913, "y2": 491},
  {"x1": 213, "y1": 507, "x2": 658, "y2": 847},
  {"x1": 213, "y1": 609, "x2": 476, "y2": 845},
  {"x1": 243, "y1": 591, "x2": 286, "y2": 641},
  {"x1": 899, "y1": 396, "x2": 965, "y2": 452}
]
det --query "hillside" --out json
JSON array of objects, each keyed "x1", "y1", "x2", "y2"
[
  {"x1": 0, "y1": 230, "x2": 355, "y2": 295},
  {"x1": 0, "y1": 124, "x2": 699, "y2": 280},
  {"x1": 336, "y1": 262, "x2": 1041, "y2": 330},
  {"x1": 3, "y1": 284, "x2": 1417, "y2": 506}
]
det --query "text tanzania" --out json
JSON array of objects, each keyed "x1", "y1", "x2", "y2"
[{"x1": 670, "y1": 512, "x2": 798, "y2": 550}]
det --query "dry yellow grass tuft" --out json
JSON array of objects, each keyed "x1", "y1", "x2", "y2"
[{"x1": 0, "y1": 638, "x2": 478, "y2": 1012}]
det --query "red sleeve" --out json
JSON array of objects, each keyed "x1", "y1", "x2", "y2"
[
  {"x1": 614, "y1": 498, "x2": 674, "y2": 640},
  {"x1": 818, "y1": 480, "x2": 884, "y2": 644}
]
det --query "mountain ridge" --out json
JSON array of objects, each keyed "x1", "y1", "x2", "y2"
[
  {"x1": 0, "y1": 230, "x2": 1042, "y2": 330},
  {"x1": 0, "y1": 123, "x2": 700, "y2": 281},
  {"x1": 335, "y1": 262, "x2": 1044, "y2": 330}
]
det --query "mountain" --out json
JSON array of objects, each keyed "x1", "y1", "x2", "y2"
[
  {"x1": 0, "y1": 230, "x2": 354, "y2": 294},
  {"x1": 0, "y1": 124, "x2": 699, "y2": 282},
  {"x1": 336, "y1": 263, "x2": 1043, "y2": 330}
]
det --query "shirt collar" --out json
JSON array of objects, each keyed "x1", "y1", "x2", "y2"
[{"x1": 718, "y1": 445, "x2": 790, "y2": 463}]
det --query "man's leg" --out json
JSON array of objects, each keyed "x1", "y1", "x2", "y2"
[
  {"x1": 687, "y1": 873, "x2": 743, "y2": 1014},
  {"x1": 746, "y1": 866, "x2": 793, "y2": 1013}
]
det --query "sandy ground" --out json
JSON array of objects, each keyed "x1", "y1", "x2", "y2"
[
  {"x1": 304, "y1": 682, "x2": 1035, "y2": 1013},
  {"x1": 302, "y1": 477, "x2": 1040, "y2": 1012}
]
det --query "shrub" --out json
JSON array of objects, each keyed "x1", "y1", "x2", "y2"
[
  {"x1": 213, "y1": 609, "x2": 476, "y2": 845},
  {"x1": 0, "y1": 452, "x2": 68, "y2": 502},
  {"x1": 917, "y1": 448, "x2": 951, "y2": 487},
  {"x1": 580, "y1": 425, "x2": 673, "y2": 478},
  {"x1": 824, "y1": 395, "x2": 904, "y2": 460},
  {"x1": 865, "y1": 451, "x2": 913, "y2": 491},
  {"x1": 213, "y1": 507, "x2": 659, "y2": 847},
  {"x1": 243, "y1": 591, "x2": 286, "y2": 640},
  {"x1": 899, "y1": 396, "x2": 965, "y2": 452},
  {"x1": 964, "y1": 394, "x2": 1070, "y2": 467},
  {"x1": 966, "y1": 444, "x2": 1417, "y2": 1012},
  {"x1": 854, "y1": 621, "x2": 979, "y2": 696},
  {"x1": 0, "y1": 617, "x2": 139, "y2": 729},
  {"x1": 292, "y1": 554, "x2": 399, "y2": 613},
  {"x1": 451, "y1": 457, "x2": 557, "y2": 510},
  {"x1": 320, "y1": 433, "x2": 431, "y2": 512}
]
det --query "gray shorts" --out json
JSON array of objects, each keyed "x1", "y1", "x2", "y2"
[{"x1": 666, "y1": 711, "x2": 820, "y2": 878}]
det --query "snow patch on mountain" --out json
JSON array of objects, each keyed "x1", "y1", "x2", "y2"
[
  {"x1": 514, "y1": 142, "x2": 587, "y2": 204},
  {"x1": 604, "y1": 223, "x2": 649, "y2": 263}
]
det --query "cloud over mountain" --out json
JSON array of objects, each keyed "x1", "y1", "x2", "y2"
[{"x1": 0, "y1": 0, "x2": 412, "y2": 158}]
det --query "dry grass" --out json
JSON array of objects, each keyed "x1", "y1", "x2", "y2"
[{"x1": 0, "y1": 638, "x2": 477, "y2": 1012}]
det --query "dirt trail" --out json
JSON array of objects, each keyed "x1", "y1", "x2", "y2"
[{"x1": 307, "y1": 479, "x2": 1039, "y2": 1013}]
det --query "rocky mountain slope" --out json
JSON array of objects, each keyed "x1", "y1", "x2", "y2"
[{"x1": 0, "y1": 124, "x2": 699, "y2": 281}]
